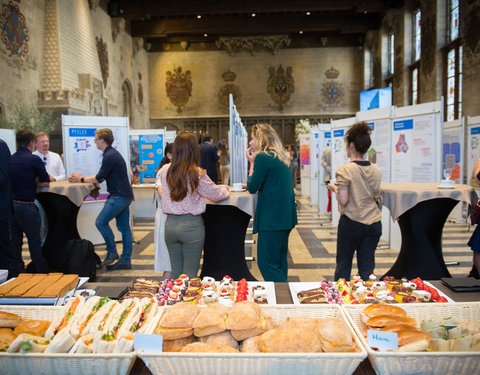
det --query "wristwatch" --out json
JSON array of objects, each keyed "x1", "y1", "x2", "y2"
[{"x1": 81, "y1": 177, "x2": 84, "y2": 183}]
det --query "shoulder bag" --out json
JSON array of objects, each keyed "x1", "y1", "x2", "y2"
[{"x1": 355, "y1": 164, "x2": 383, "y2": 211}]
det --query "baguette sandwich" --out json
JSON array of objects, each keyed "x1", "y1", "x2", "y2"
[
  {"x1": 154, "y1": 302, "x2": 200, "y2": 341},
  {"x1": 193, "y1": 303, "x2": 229, "y2": 337},
  {"x1": 0, "y1": 328, "x2": 17, "y2": 351},
  {"x1": 317, "y1": 317, "x2": 356, "y2": 352},
  {"x1": 14, "y1": 320, "x2": 51, "y2": 337},
  {"x1": 361, "y1": 304, "x2": 407, "y2": 324},
  {"x1": 0, "y1": 311, "x2": 22, "y2": 328},
  {"x1": 8, "y1": 333, "x2": 51, "y2": 353}
]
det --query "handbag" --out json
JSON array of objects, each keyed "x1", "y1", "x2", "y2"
[
  {"x1": 356, "y1": 164, "x2": 383, "y2": 211},
  {"x1": 471, "y1": 199, "x2": 480, "y2": 225}
]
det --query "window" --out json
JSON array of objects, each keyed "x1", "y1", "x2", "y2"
[
  {"x1": 388, "y1": 32, "x2": 394, "y2": 75},
  {"x1": 413, "y1": 9, "x2": 421, "y2": 61},
  {"x1": 444, "y1": 0, "x2": 462, "y2": 121},
  {"x1": 411, "y1": 67, "x2": 419, "y2": 105},
  {"x1": 448, "y1": 0, "x2": 460, "y2": 42},
  {"x1": 364, "y1": 47, "x2": 374, "y2": 90}
]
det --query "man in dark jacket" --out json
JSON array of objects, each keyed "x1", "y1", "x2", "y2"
[{"x1": 199, "y1": 135, "x2": 220, "y2": 183}]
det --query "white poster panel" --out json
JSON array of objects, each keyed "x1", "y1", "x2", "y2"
[
  {"x1": 62, "y1": 115, "x2": 130, "y2": 245},
  {"x1": 317, "y1": 125, "x2": 332, "y2": 216},
  {"x1": 0, "y1": 128, "x2": 15, "y2": 154},
  {"x1": 300, "y1": 134, "x2": 310, "y2": 196},
  {"x1": 310, "y1": 128, "x2": 320, "y2": 205},
  {"x1": 467, "y1": 116, "x2": 480, "y2": 188},
  {"x1": 391, "y1": 114, "x2": 438, "y2": 183}
]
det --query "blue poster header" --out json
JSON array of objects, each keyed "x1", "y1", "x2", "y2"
[
  {"x1": 333, "y1": 129, "x2": 344, "y2": 137},
  {"x1": 368, "y1": 122, "x2": 375, "y2": 131},
  {"x1": 471, "y1": 127, "x2": 480, "y2": 135},
  {"x1": 325, "y1": 131, "x2": 331, "y2": 138},
  {"x1": 69, "y1": 128, "x2": 96, "y2": 137},
  {"x1": 393, "y1": 119, "x2": 414, "y2": 131}
]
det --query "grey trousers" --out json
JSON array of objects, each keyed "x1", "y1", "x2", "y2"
[{"x1": 165, "y1": 214, "x2": 205, "y2": 279}]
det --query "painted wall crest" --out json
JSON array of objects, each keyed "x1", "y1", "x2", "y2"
[
  {"x1": 322, "y1": 67, "x2": 344, "y2": 108},
  {"x1": 218, "y1": 70, "x2": 241, "y2": 107},
  {"x1": 0, "y1": 1, "x2": 29, "y2": 59},
  {"x1": 166, "y1": 66, "x2": 192, "y2": 113},
  {"x1": 267, "y1": 65, "x2": 294, "y2": 111},
  {"x1": 96, "y1": 36, "x2": 109, "y2": 88}
]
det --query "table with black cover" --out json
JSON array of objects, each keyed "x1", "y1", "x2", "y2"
[
  {"x1": 36, "y1": 181, "x2": 97, "y2": 270},
  {"x1": 381, "y1": 182, "x2": 476, "y2": 280},
  {"x1": 200, "y1": 190, "x2": 258, "y2": 281}
]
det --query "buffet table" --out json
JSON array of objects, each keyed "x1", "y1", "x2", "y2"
[
  {"x1": 200, "y1": 190, "x2": 257, "y2": 281},
  {"x1": 36, "y1": 181, "x2": 97, "y2": 270},
  {"x1": 381, "y1": 183, "x2": 477, "y2": 280}
]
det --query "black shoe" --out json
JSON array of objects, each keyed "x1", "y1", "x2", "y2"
[
  {"x1": 103, "y1": 253, "x2": 119, "y2": 266},
  {"x1": 106, "y1": 261, "x2": 132, "y2": 270}
]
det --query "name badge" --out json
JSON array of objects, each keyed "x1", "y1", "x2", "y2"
[{"x1": 367, "y1": 330, "x2": 398, "y2": 352}]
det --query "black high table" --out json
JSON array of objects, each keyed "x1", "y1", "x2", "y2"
[
  {"x1": 381, "y1": 183, "x2": 477, "y2": 280},
  {"x1": 200, "y1": 190, "x2": 257, "y2": 281},
  {"x1": 36, "y1": 181, "x2": 97, "y2": 270}
]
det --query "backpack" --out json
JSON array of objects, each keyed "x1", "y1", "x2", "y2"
[{"x1": 63, "y1": 239, "x2": 102, "y2": 281}]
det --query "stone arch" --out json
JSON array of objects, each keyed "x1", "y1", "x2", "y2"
[{"x1": 122, "y1": 79, "x2": 133, "y2": 127}]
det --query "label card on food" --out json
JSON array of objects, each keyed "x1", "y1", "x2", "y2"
[
  {"x1": 134, "y1": 333, "x2": 163, "y2": 352},
  {"x1": 367, "y1": 330, "x2": 398, "y2": 352}
]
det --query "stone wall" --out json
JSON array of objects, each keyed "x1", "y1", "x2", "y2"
[{"x1": 149, "y1": 47, "x2": 362, "y2": 120}]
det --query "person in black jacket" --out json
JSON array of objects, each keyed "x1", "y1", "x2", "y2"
[{"x1": 199, "y1": 135, "x2": 220, "y2": 183}]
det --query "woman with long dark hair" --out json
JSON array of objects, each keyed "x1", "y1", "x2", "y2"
[
  {"x1": 328, "y1": 122, "x2": 382, "y2": 280},
  {"x1": 158, "y1": 132, "x2": 229, "y2": 278}
]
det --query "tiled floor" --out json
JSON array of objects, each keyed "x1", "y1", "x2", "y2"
[{"x1": 23, "y1": 189, "x2": 475, "y2": 289}]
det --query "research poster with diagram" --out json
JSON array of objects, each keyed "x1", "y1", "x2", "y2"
[
  {"x1": 129, "y1": 133, "x2": 164, "y2": 184},
  {"x1": 331, "y1": 128, "x2": 347, "y2": 177},
  {"x1": 467, "y1": 117, "x2": 480, "y2": 187},
  {"x1": 391, "y1": 114, "x2": 436, "y2": 183},
  {"x1": 443, "y1": 122, "x2": 463, "y2": 184}
]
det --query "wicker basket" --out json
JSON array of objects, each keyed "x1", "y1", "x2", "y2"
[
  {"x1": 139, "y1": 304, "x2": 367, "y2": 375},
  {"x1": 0, "y1": 305, "x2": 136, "y2": 375},
  {"x1": 342, "y1": 302, "x2": 480, "y2": 375}
]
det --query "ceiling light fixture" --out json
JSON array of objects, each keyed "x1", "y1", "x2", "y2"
[
  {"x1": 197, "y1": 15, "x2": 202, "y2": 19},
  {"x1": 299, "y1": 31, "x2": 303, "y2": 34},
  {"x1": 251, "y1": 13, "x2": 256, "y2": 17},
  {"x1": 204, "y1": 33, "x2": 208, "y2": 37},
  {"x1": 306, "y1": 11, "x2": 311, "y2": 16}
]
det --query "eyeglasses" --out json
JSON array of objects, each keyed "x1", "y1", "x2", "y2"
[{"x1": 43, "y1": 156, "x2": 47, "y2": 166}]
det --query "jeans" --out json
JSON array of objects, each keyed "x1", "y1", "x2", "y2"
[
  {"x1": 11, "y1": 202, "x2": 49, "y2": 273},
  {"x1": 334, "y1": 215, "x2": 382, "y2": 281},
  {"x1": 95, "y1": 195, "x2": 133, "y2": 263},
  {"x1": 165, "y1": 214, "x2": 204, "y2": 279}
]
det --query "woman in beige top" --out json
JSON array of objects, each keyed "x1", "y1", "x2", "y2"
[{"x1": 328, "y1": 122, "x2": 382, "y2": 281}]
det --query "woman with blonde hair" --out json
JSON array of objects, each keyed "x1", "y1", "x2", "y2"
[
  {"x1": 246, "y1": 124, "x2": 297, "y2": 282},
  {"x1": 158, "y1": 132, "x2": 229, "y2": 278}
]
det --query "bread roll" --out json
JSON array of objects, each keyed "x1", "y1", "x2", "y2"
[
  {"x1": 397, "y1": 330, "x2": 431, "y2": 352},
  {"x1": 0, "y1": 273, "x2": 33, "y2": 296},
  {"x1": 241, "y1": 335, "x2": 261, "y2": 353},
  {"x1": 159, "y1": 302, "x2": 200, "y2": 329},
  {"x1": 154, "y1": 327, "x2": 194, "y2": 341},
  {"x1": 0, "y1": 311, "x2": 22, "y2": 328},
  {"x1": 380, "y1": 324, "x2": 419, "y2": 333},
  {"x1": 193, "y1": 303, "x2": 229, "y2": 337},
  {"x1": 200, "y1": 330, "x2": 239, "y2": 350},
  {"x1": 366, "y1": 315, "x2": 416, "y2": 329},
  {"x1": 225, "y1": 300, "x2": 261, "y2": 331},
  {"x1": 14, "y1": 320, "x2": 51, "y2": 337},
  {"x1": 317, "y1": 318, "x2": 355, "y2": 352},
  {"x1": 162, "y1": 336, "x2": 195, "y2": 352},
  {"x1": 230, "y1": 315, "x2": 274, "y2": 341},
  {"x1": 0, "y1": 328, "x2": 17, "y2": 351},
  {"x1": 277, "y1": 316, "x2": 322, "y2": 330},
  {"x1": 258, "y1": 328, "x2": 323, "y2": 353},
  {"x1": 361, "y1": 304, "x2": 407, "y2": 323},
  {"x1": 181, "y1": 342, "x2": 240, "y2": 353}
]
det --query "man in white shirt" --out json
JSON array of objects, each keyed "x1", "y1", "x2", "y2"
[{"x1": 33, "y1": 132, "x2": 66, "y2": 181}]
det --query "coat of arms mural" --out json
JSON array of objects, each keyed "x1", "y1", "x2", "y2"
[
  {"x1": 0, "y1": 1, "x2": 29, "y2": 59},
  {"x1": 321, "y1": 67, "x2": 344, "y2": 108},
  {"x1": 166, "y1": 66, "x2": 192, "y2": 113},
  {"x1": 96, "y1": 36, "x2": 109, "y2": 88},
  {"x1": 218, "y1": 70, "x2": 241, "y2": 108},
  {"x1": 267, "y1": 65, "x2": 294, "y2": 111}
]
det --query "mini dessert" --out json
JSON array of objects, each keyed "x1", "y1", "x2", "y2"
[
  {"x1": 254, "y1": 296, "x2": 268, "y2": 304},
  {"x1": 189, "y1": 278, "x2": 202, "y2": 288},
  {"x1": 202, "y1": 276, "x2": 215, "y2": 284},
  {"x1": 365, "y1": 274, "x2": 377, "y2": 288}
]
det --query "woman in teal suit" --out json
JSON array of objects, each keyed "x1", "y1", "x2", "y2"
[{"x1": 246, "y1": 124, "x2": 297, "y2": 282}]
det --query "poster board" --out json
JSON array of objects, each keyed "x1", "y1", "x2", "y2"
[
  {"x1": 309, "y1": 127, "x2": 320, "y2": 205},
  {"x1": 467, "y1": 115, "x2": 480, "y2": 189},
  {"x1": 129, "y1": 129, "x2": 166, "y2": 185},
  {"x1": 443, "y1": 118, "x2": 465, "y2": 222},
  {"x1": 316, "y1": 124, "x2": 332, "y2": 216},
  {"x1": 62, "y1": 115, "x2": 130, "y2": 245},
  {"x1": 0, "y1": 128, "x2": 15, "y2": 154},
  {"x1": 391, "y1": 101, "x2": 443, "y2": 183},
  {"x1": 300, "y1": 133, "x2": 310, "y2": 196},
  {"x1": 330, "y1": 117, "x2": 356, "y2": 226}
]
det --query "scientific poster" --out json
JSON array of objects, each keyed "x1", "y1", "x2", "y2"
[
  {"x1": 443, "y1": 125, "x2": 463, "y2": 184},
  {"x1": 130, "y1": 133, "x2": 164, "y2": 184},
  {"x1": 332, "y1": 128, "x2": 347, "y2": 177},
  {"x1": 468, "y1": 124, "x2": 480, "y2": 187},
  {"x1": 391, "y1": 115, "x2": 436, "y2": 183},
  {"x1": 300, "y1": 134, "x2": 310, "y2": 177},
  {"x1": 368, "y1": 119, "x2": 391, "y2": 183}
]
